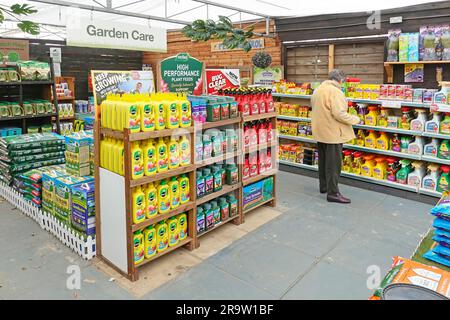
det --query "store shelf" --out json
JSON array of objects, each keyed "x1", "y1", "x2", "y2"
[
  {"x1": 277, "y1": 115, "x2": 311, "y2": 122},
  {"x1": 197, "y1": 117, "x2": 241, "y2": 130},
  {"x1": 343, "y1": 144, "x2": 422, "y2": 160},
  {"x1": 59, "y1": 116, "x2": 75, "y2": 121},
  {"x1": 0, "y1": 113, "x2": 57, "y2": 121},
  {"x1": 131, "y1": 202, "x2": 195, "y2": 232},
  {"x1": 0, "y1": 80, "x2": 54, "y2": 86},
  {"x1": 57, "y1": 97, "x2": 75, "y2": 101},
  {"x1": 243, "y1": 112, "x2": 277, "y2": 122},
  {"x1": 135, "y1": 237, "x2": 193, "y2": 267},
  {"x1": 244, "y1": 142, "x2": 276, "y2": 154},
  {"x1": 340, "y1": 172, "x2": 419, "y2": 192},
  {"x1": 196, "y1": 183, "x2": 241, "y2": 206},
  {"x1": 384, "y1": 60, "x2": 450, "y2": 65},
  {"x1": 243, "y1": 197, "x2": 274, "y2": 214},
  {"x1": 422, "y1": 132, "x2": 450, "y2": 140},
  {"x1": 279, "y1": 134, "x2": 315, "y2": 144},
  {"x1": 418, "y1": 188, "x2": 442, "y2": 198},
  {"x1": 353, "y1": 124, "x2": 422, "y2": 136},
  {"x1": 421, "y1": 155, "x2": 450, "y2": 166},
  {"x1": 197, "y1": 214, "x2": 240, "y2": 238},
  {"x1": 243, "y1": 168, "x2": 278, "y2": 186},
  {"x1": 130, "y1": 164, "x2": 196, "y2": 188},
  {"x1": 272, "y1": 93, "x2": 312, "y2": 99},
  {"x1": 100, "y1": 127, "x2": 195, "y2": 142},
  {"x1": 279, "y1": 160, "x2": 318, "y2": 171},
  {"x1": 196, "y1": 151, "x2": 241, "y2": 168}
]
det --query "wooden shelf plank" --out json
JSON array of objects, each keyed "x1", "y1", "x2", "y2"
[
  {"x1": 130, "y1": 164, "x2": 196, "y2": 188},
  {"x1": 195, "y1": 151, "x2": 241, "y2": 168},
  {"x1": 197, "y1": 214, "x2": 240, "y2": 238},
  {"x1": 196, "y1": 183, "x2": 241, "y2": 206},
  {"x1": 100, "y1": 128, "x2": 124, "y2": 140},
  {"x1": 243, "y1": 197, "x2": 274, "y2": 214},
  {"x1": 196, "y1": 117, "x2": 241, "y2": 130},
  {"x1": 243, "y1": 169, "x2": 277, "y2": 186},
  {"x1": 135, "y1": 237, "x2": 193, "y2": 267},
  {"x1": 130, "y1": 127, "x2": 194, "y2": 141},
  {"x1": 243, "y1": 112, "x2": 277, "y2": 122},
  {"x1": 131, "y1": 202, "x2": 195, "y2": 232},
  {"x1": 0, "y1": 113, "x2": 57, "y2": 121}
]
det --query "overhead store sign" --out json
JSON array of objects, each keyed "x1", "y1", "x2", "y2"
[
  {"x1": 205, "y1": 69, "x2": 240, "y2": 94},
  {"x1": 211, "y1": 38, "x2": 264, "y2": 52},
  {"x1": 67, "y1": 17, "x2": 167, "y2": 52},
  {"x1": 160, "y1": 53, "x2": 203, "y2": 94},
  {"x1": 253, "y1": 66, "x2": 283, "y2": 87},
  {"x1": 91, "y1": 70, "x2": 155, "y2": 119}
]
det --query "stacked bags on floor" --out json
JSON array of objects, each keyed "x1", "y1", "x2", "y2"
[
  {"x1": 0, "y1": 133, "x2": 66, "y2": 185},
  {"x1": 424, "y1": 192, "x2": 450, "y2": 267}
]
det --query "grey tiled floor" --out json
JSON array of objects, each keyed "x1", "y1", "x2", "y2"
[{"x1": 0, "y1": 171, "x2": 433, "y2": 300}]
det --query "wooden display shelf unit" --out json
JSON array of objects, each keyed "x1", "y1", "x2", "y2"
[
  {"x1": 243, "y1": 169, "x2": 278, "y2": 187},
  {"x1": 196, "y1": 183, "x2": 241, "y2": 206},
  {"x1": 383, "y1": 60, "x2": 450, "y2": 83},
  {"x1": 100, "y1": 127, "x2": 194, "y2": 142},
  {"x1": 197, "y1": 116, "x2": 242, "y2": 130},
  {"x1": 95, "y1": 123, "x2": 197, "y2": 282},
  {"x1": 243, "y1": 111, "x2": 278, "y2": 122}
]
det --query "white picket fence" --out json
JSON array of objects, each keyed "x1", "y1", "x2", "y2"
[{"x1": 0, "y1": 182, "x2": 96, "y2": 260}]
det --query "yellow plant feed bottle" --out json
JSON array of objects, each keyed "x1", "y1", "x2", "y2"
[
  {"x1": 178, "y1": 174, "x2": 190, "y2": 204},
  {"x1": 156, "y1": 137, "x2": 168, "y2": 173},
  {"x1": 169, "y1": 176, "x2": 180, "y2": 210},
  {"x1": 101, "y1": 99, "x2": 110, "y2": 128},
  {"x1": 140, "y1": 97, "x2": 156, "y2": 132},
  {"x1": 179, "y1": 135, "x2": 191, "y2": 166},
  {"x1": 156, "y1": 221, "x2": 168, "y2": 253},
  {"x1": 157, "y1": 179, "x2": 171, "y2": 214},
  {"x1": 124, "y1": 97, "x2": 141, "y2": 133},
  {"x1": 132, "y1": 186, "x2": 146, "y2": 224},
  {"x1": 118, "y1": 141, "x2": 125, "y2": 176},
  {"x1": 133, "y1": 230, "x2": 145, "y2": 265},
  {"x1": 168, "y1": 136, "x2": 180, "y2": 170},
  {"x1": 115, "y1": 96, "x2": 125, "y2": 131},
  {"x1": 179, "y1": 94, "x2": 192, "y2": 128},
  {"x1": 145, "y1": 182, "x2": 158, "y2": 219},
  {"x1": 155, "y1": 97, "x2": 166, "y2": 130},
  {"x1": 143, "y1": 225, "x2": 157, "y2": 259},
  {"x1": 167, "y1": 216, "x2": 179, "y2": 247},
  {"x1": 111, "y1": 98, "x2": 118, "y2": 130},
  {"x1": 166, "y1": 98, "x2": 180, "y2": 129},
  {"x1": 131, "y1": 142, "x2": 144, "y2": 179},
  {"x1": 143, "y1": 140, "x2": 157, "y2": 176},
  {"x1": 113, "y1": 140, "x2": 123, "y2": 174},
  {"x1": 100, "y1": 138, "x2": 106, "y2": 168},
  {"x1": 177, "y1": 213, "x2": 188, "y2": 241}
]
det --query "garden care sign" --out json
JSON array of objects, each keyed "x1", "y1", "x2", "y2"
[
  {"x1": 91, "y1": 70, "x2": 155, "y2": 119},
  {"x1": 205, "y1": 69, "x2": 240, "y2": 94},
  {"x1": 253, "y1": 66, "x2": 283, "y2": 87},
  {"x1": 66, "y1": 16, "x2": 167, "y2": 52},
  {"x1": 160, "y1": 53, "x2": 203, "y2": 94}
]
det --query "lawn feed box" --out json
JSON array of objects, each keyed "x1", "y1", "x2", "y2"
[
  {"x1": 54, "y1": 175, "x2": 94, "y2": 223},
  {"x1": 71, "y1": 181, "x2": 95, "y2": 236},
  {"x1": 42, "y1": 168, "x2": 68, "y2": 214},
  {"x1": 65, "y1": 133, "x2": 92, "y2": 177},
  {"x1": 243, "y1": 177, "x2": 274, "y2": 212}
]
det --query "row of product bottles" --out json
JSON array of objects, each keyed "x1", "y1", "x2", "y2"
[
  {"x1": 133, "y1": 213, "x2": 188, "y2": 264},
  {"x1": 243, "y1": 120, "x2": 274, "y2": 148},
  {"x1": 342, "y1": 151, "x2": 450, "y2": 192},
  {"x1": 221, "y1": 88, "x2": 275, "y2": 116},
  {"x1": 101, "y1": 93, "x2": 192, "y2": 133},
  {"x1": 277, "y1": 119, "x2": 312, "y2": 137},
  {"x1": 351, "y1": 130, "x2": 450, "y2": 159},
  {"x1": 194, "y1": 129, "x2": 238, "y2": 162},
  {"x1": 279, "y1": 143, "x2": 319, "y2": 166},
  {"x1": 133, "y1": 136, "x2": 191, "y2": 179},
  {"x1": 196, "y1": 164, "x2": 238, "y2": 198},
  {"x1": 188, "y1": 95, "x2": 239, "y2": 123},
  {"x1": 132, "y1": 175, "x2": 190, "y2": 224},
  {"x1": 349, "y1": 103, "x2": 450, "y2": 134},
  {"x1": 196, "y1": 194, "x2": 238, "y2": 234},
  {"x1": 243, "y1": 149, "x2": 274, "y2": 180}
]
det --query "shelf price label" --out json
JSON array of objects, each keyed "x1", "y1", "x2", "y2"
[{"x1": 381, "y1": 100, "x2": 402, "y2": 109}]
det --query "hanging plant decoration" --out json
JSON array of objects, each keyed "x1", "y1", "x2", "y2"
[
  {"x1": 182, "y1": 16, "x2": 254, "y2": 52},
  {"x1": 252, "y1": 51, "x2": 272, "y2": 68}
]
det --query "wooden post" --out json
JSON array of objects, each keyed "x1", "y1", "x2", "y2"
[
  {"x1": 94, "y1": 121, "x2": 102, "y2": 256},
  {"x1": 328, "y1": 44, "x2": 335, "y2": 72},
  {"x1": 187, "y1": 129, "x2": 198, "y2": 250},
  {"x1": 384, "y1": 63, "x2": 394, "y2": 83}
]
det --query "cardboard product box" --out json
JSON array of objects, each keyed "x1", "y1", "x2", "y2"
[
  {"x1": 66, "y1": 161, "x2": 91, "y2": 177},
  {"x1": 65, "y1": 150, "x2": 90, "y2": 164},
  {"x1": 54, "y1": 175, "x2": 94, "y2": 223},
  {"x1": 42, "y1": 169, "x2": 68, "y2": 214},
  {"x1": 71, "y1": 181, "x2": 95, "y2": 236}
]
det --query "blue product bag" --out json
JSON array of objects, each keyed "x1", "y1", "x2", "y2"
[
  {"x1": 423, "y1": 250, "x2": 450, "y2": 268},
  {"x1": 433, "y1": 218, "x2": 450, "y2": 232}
]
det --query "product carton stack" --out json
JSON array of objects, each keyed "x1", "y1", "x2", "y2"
[
  {"x1": 64, "y1": 131, "x2": 94, "y2": 177},
  {"x1": 424, "y1": 191, "x2": 450, "y2": 267},
  {"x1": 0, "y1": 133, "x2": 66, "y2": 185},
  {"x1": 71, "y1": 181, "x2": 95, "y2": 236}
]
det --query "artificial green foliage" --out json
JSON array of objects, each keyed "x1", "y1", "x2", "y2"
[
  {"x1": 252, "y1": 51, "x2": 272, "y2": 68},
  {"x1": 182, "y1": 15, "x2": 254, "y2": 52},
  {"x1": 0, "y1": 3, "x2": 39, "y2": 35}
]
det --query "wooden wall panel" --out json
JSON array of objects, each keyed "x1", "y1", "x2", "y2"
[
  {"x1": 285, "y1": 45, "x2": 329, "y2": 83},
  {"x1": 143, "y1": 21, "x2": 282, "y2": 80}
]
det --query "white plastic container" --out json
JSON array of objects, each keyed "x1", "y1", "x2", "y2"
[
  {"x1": 410, "y1": 109, "x2": 428, "y2": 132},
  {"x1": 423, "y1": 138, "x2": 439, "y2": 157},
  {"x1": 422, "y1": 163, "x2": 440, "y2": 191},
  {"x1": 425, "y1": 112, "x2": 441, "y2": 133},
  {"x1": 408, "y1": 161, "x2": 426, "y2": 187},
  {"x1": 407, "y1": 136, "x2": 424, "y2": 155}
]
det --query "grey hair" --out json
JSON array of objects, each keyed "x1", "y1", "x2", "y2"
[{"x1": 328, "y1": 69, "x2": 346, "y2": 83}]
